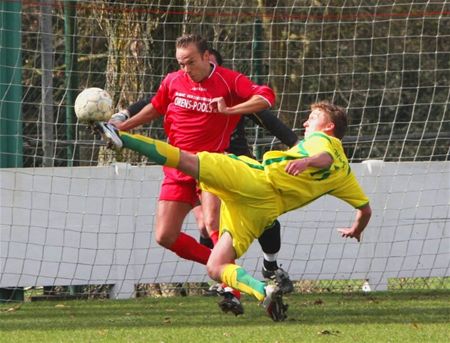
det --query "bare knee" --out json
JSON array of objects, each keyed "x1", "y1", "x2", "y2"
[
  {"x1": 155, "y1": 230, "x2": 177, "y2": 249},
  {"x1": 201, "y1": 192, "x2": 221, "y2": 232},
  {"x1": 206, "y1": 260, "x2": 221, "y2": 281},
  {"x1": 155, "y1": 201, "x2": 190, "y2": 249},
  {"x1": 203, "y1": 217, "x2": 219, "y2": 234}
]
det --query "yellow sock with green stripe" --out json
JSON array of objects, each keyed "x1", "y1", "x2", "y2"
[
  {"x1": 118, "y1": 132, "x2": 180, "y2": 168},
  {"x1": 221, "y1": 264, "x2": 266, "y2": 302}
]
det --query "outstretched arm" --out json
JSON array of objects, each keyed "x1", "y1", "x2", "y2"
[
  {"x1": 337, "y1": 204, "x2": 372, "y2": 242},
  {"x1": 113, "y1": 103, "x2": 162, "y2": 131},
  {"x1": 209, "y1": 95, "x2": 270, "y2": 115},
  {"x1": 127, "y1": 97, "x2": 151, "y2": 117},
  {"x1": 285, "y1": 152, "x2": 333, "y2": 176},
  {"x1": 248, "y1": 109, "x2": 299, "y2": 147},
  {"x1": 110, "y1": 97, "x2": 151, "y2": 124}
]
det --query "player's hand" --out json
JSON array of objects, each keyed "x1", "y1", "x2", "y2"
[
  {"x1": 109, "y1": 111, "x2": 129, "y2": 130},
  {"x1": 209, "y1": 97, "x2": 228, "y2": 113},
  {"x1": 285, "y1": 159, "x2": 309, "y2": 176},
  {"x1": 337, "y1": 228, "x2": 362, "y2": 242},
  {"x1": 110, "y1": 110, "x2": 129, "y2": 123}
]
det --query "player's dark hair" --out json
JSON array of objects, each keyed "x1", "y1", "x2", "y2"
[
  {"x1": 311, "y1": 101, "x2": 348, "y2": 139},
  {"x1": 176, "y1": 34, "x2": 209, "y2": 54},
  {"x1": 208, "y1": 48, "x2": 223, "y2": 66}
]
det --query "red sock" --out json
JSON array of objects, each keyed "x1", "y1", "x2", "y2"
[
  {"x1": 207, "y1": 231, "x2": 241, "y2": 299},
  {"x1": 231, "y1": 289, "x2": 241, "y2": 299},
  {"x1": 209, "y1": 230, "x2": 219, "y2": 246},
  {"x1": 221, "y1": 283, "x2": 241, "y2": 299},
  {"x1": 169, "y1": 232, "x2": 211, "y2": 265}
]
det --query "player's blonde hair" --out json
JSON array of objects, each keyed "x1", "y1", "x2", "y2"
[{"x1": 311, "y1": 101, "x2": 348, "y2": 139}]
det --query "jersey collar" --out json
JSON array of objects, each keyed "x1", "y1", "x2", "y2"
[{"x1": 207, "y1": 62, "x2": 216, "y2": 80}]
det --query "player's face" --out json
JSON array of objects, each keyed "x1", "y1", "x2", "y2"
[
  {"x1": 303, "y1": 109, "x2": 335, "y2": 137},
  {"x1": 176, "y1": 44, "x2": 211, "y2": 82}
]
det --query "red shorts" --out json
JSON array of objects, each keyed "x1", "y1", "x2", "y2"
[{"x1": 159, "y1": 167, "x2": 201, "y2": 207}]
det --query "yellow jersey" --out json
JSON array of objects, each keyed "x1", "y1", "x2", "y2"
[
  {"x1": 198, "y1": 132, "x2": 369, "y2": 257},
  {"x1": 263, "y1": 132, "x2": 369, "y2": 213}
]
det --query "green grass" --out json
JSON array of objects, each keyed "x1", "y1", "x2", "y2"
[{"x1": 0, "y1": 291, "x2": 448, "y2": 343}]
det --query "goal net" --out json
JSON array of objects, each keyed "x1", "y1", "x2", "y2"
[{"x1": 1, "y1": 0, "x2": 449, "y2": 299}]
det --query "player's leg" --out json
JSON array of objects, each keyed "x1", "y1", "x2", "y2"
[
  {"x1": 202, "y1": 176, "x2": 293, "y2": 294},
  {"x1": 96, "y1": 123, "x2": 258, "y2": 197},
  {"x1": 193, "y1": 204, "x2": 214, "y2": 249},
  {"x1": 200, "y1": 191, "x2": 221, "y2": 244},
  {"x1": 200, "y1": 172, "x2": 292, "y2": 294},
  {"x1": 95, "y1": 123, "x2": 200, "y2": 178},
  {"x1": 154, "y1": 200, "x2": 190, "y2": 248},
  {"x1": 258, "y1": 220, "x2": 294, "y2": 293},
  {"x1": 206, "y1": 185, "x2": 287, "y2": 321},
  {"x1": 200, "y1": 190, "x2": 243, "y2": 314},
  {"x1": 207, "y1": 232, "x2": 287, "y2": 321},
  {"x1": 157, "y1": 173, "x2": 213, "y2": 265},
  {"x1": 155, "y1": 200, "x2": 211, "y2": 265},
  {"x1": 259, "y1": 220, "x2": 281, "y2": 273},
  {"x1": 192, "y1": 204, "x2": 220, "y2": 296}
]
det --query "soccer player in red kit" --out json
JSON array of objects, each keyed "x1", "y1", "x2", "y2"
[{"x1": 111, "y1": 34, "x2": 275, "y2": 313}]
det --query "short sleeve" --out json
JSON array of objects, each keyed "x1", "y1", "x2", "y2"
[
  {"x1": 151, "y1": 77, "x2": 170, "y2": 115},
  {"x1": 330, "y1": 172, "x2": 370, "y2": 208},
  {"x1": 234, "y1": 75, "x2": 275, "y2": 107}
]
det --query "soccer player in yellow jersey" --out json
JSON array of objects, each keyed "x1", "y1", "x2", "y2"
[{"x1": 95, "y1": 100, "x2": 372, "y2": 321}]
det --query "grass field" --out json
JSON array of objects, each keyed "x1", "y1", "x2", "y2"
[{"x1": 0, "y1": 290, "x2": 448, "y2": 343}]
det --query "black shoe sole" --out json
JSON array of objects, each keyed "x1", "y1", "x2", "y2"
[
  {"x1": 279, "y1": 282, "x2": 294, "y2": 294},
  {"x1": 262, "y1": 269, "x2": 295, "y2": 295},
  {"x1": 218, "y1": 298, "x2": 244, "y2": 316},
  {"x1": 268, "y1": 289, "x2": 288, "y2": 322}
]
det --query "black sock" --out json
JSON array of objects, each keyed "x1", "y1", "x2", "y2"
[
  {"x1": 199, "y1": 236, "x2": 214, "y2": 249},
  {"x1": 263, "y1": 260, "x2": 278, "y2": 271}
]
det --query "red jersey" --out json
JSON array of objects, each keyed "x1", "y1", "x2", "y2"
[{"x1": 151, "y1": 64, "x2": 275, "y2": 153}]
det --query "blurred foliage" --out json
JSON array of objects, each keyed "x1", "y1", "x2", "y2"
[{"x1": 18, "y1": 0, "x2": 450, "y2": 166}]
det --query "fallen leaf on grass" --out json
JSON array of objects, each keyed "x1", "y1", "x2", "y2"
[
  {"x1": 314, "y1": 299, "x2": 324, "y2": 305},
  {"x1": 97, "y1": 330, "x2": 108, "y2": 336},
  {"x1": 125, "y1": 312, "x2": 143, "y2": 316},
  {"x1": 1, "y1": 304, "x2": 22, "y2": 313},
  {"x1": 163, "y1": 317, "x2": 171, "y2": 324},
  {"x1": 368, "y1": 297, "x2": 379, "y2": 304},
  {"x1": 318, "y1": 329, "x2": 341, "y2": 336},
  {"x1": 55, "y1": 304, "x2": 66, "y2": 309}
]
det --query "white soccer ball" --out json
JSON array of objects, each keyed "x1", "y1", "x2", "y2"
[{"x1": 74, "y1": 87, "x2": 113, "y2": 123}]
